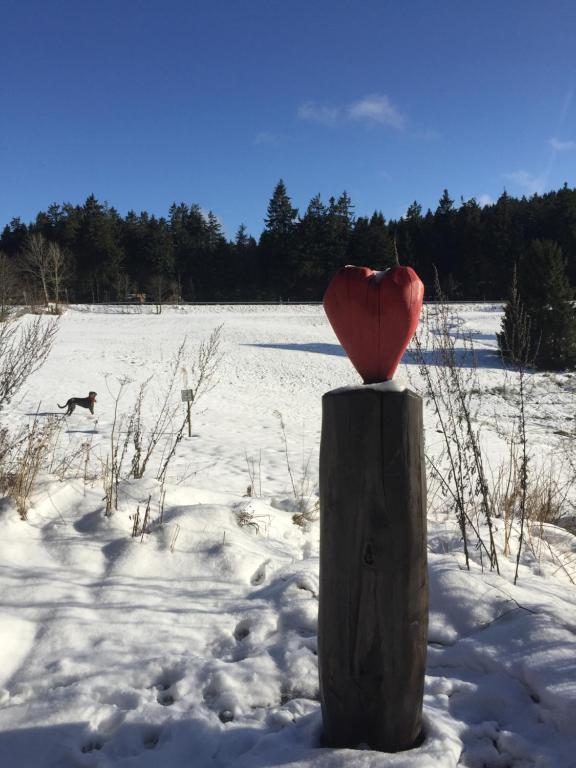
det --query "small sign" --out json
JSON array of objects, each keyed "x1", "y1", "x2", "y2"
[{"x1": 181, "y1": 389, "x2": 194, "y2": 402}]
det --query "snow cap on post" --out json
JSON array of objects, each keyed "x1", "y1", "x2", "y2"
[{"x1": 323, "y1": 265, "x2": 424, "y2": 383}]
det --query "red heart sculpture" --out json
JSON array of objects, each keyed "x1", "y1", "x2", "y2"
[{"x1": 323, "y1": 265, "x2": 424, "y2": 383}]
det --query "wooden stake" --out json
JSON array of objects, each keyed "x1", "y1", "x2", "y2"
[{"x1": 318, "y1": 384, "x2": 428, "y2": 752}]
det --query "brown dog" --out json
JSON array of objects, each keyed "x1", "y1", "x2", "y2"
[{"x1": 58, "y1": 391, "x2": 97, "y2": 416}]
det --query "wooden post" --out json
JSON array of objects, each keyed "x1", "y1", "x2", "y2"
[
  {"x1": 181, "y1": 389, "x2": 194, "y2": 438},
  {"x1": 318, "y1": 383, "x2": 428, "y2": 752}
]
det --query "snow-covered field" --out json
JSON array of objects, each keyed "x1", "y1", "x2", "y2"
[{"x1": 1, "y1": 304, "x2": 576, "y2": 768}]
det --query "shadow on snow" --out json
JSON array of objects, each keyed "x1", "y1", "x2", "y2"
[{"x1": 246, "y1": 343, "x2": 503, "y2": 370}]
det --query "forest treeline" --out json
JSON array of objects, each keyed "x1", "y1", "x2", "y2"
[{"x1": 1, "y1": 180, "x2": 576, "y2": 304}]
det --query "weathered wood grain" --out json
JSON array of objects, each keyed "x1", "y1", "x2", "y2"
[{"x1": 318, "y1": 384, "x2": 428, "y2": 752}]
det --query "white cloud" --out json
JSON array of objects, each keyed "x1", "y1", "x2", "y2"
[
  {"x1": 348, "y1": 94, "x2": 405, "y2": 129},
  {"x1": 503, "y1": 170, "x2": 546, "y2": 196},
  {"x1": 297, "y1": 93, "x2": 405, "y2": 130},
  {"x1": 296, "y1": 101, "x2": 340, "y2": 124},
  {"x1": 477, "y1": 194, "x2": 494, "y2": 207},
  {"x1": 550, "y1": 136, "x2": 576, "y2": 151}
]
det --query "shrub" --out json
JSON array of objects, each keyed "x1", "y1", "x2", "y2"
[
  {"x1": 0, "y1": 315, "x2": 59, "y2": 410},
  {"x1": 517, "y1": 240, "x2": 576, "y2": 370}
]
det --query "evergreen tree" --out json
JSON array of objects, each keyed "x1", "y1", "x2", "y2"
[
  {"x1": 122, "y1": 210, "x2": 146, "y2": 294},
  {"x1": 405, "y1": 201, "x2": 422, "y2": 220},
  {"x1": 482, "y1": 190, "x2": 525, "y2": 298},
  {"x1": 205, "y1": 213, "x2": 234, "y2": 298},
  {"x1": 323, "y1": 193, "x2": 354, "y2": 275},
  {"x1": 349, "y1": 212, "x2": 395, "y2": 268},
  {"x1": 547, "y1": 183, "x2": 576, "y2": 284},
  {"x1": 232, "y1": 224, "x2": 259, "y2": 299},
  {"x1": 206, "y1": 211, "x2": 225, "y2": 249},
  {"x1": 332, "y1": 191, "x2": 355, "y2": 226},
  {"x1": 234, "y1": 223, "x2": 249, "y2": 249},
  {"x1": 294, "y1": 194, "x2": 331, "y2": 299},
  {"x1": 497, "y1": 264, "x2": 533, "y2": 364},
  {"x1": 142, "y1": 216, "x2": 174, "y2": 283},
  {"x1": 76, "y1": 195, "x2": 124, "y2": 301},
  {"x1": 4, "y1": 182, "x2": 576, "y2": 304},
  {"x1": 432, "y1": 189, "x2": 459, "y2": 294},
  {"x1": 393, "y1": 201, "x2": 423, "y2": 272},
  {"x1": 170, "y1": 203, "x2": 210, "y2": 299},
  {"x1": 264, "y1": 180, "x2": 298, "y2": 235},
  {"x1": 454, "y1": 198, "x2": 486, "y2": 297},
  {"x1": 0, "y1": 218, "x2": 29, "y2": 256},
  {"x1": 0, "y1": 251, "x2": 18, "y2": 314},
  {"x1": 436, "y1": 189, "x2": 454, "y2": 216},
  {"x1": 260, "y1": 180, "x2": 299, "y2": 297},
  {"x1": 519, "y1": 240, "x2": 576, "y2": 369}
]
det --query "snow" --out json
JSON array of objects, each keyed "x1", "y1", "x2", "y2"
[{"x1": 0, "y1": 303, "x2": 575, "y2": 767}]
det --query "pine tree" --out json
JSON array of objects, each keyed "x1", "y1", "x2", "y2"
[
  {"x1": 294, "y1": 194, "x2": 330, "y2": 299},
  {"x1": 436, "y1": 189, "x2": 454, "y2": 216},
  {"x1": 142, "y1": 216, "x2": 174, "y2": 281},
  {"x1": 405, "y1": 201, "x2": 422, "y2": 221},
  {"x1": 169, "y1": 203, "x2": 210, "y2": 300},
  {"x1": 206, "y1": 212, "x2": 224, "y2": 249},
  {"x1": 234, "y1": 223, "x2": 249, "y2": 249},
  {"x1": 76, "y1": 195, "x2": 124, "y2": 300},
  {"x1": 264, "y1": 180, "x2": 298, "y2": 235},
  {"x1": 433, "y1": 189, "x2": 458, "y2": 294},
  {"x1": 394, "y1": 200, "x2": 423, "y2": 272},
  {"x1": 497, "y1": 264, "x2": 533, "y2": 364},
  {"x1": 484, "y1": 191, "x2": 525, "y2": 298},
  {"x1": 349, "y1": 212, "x2": 395, "y2": 268},
  {"x1": 455, "y1": 198, "x2": 486, "y2": 297},
  {"x1": 232, "y1": 224, "x2": 259, "y2": 299},
  {"x1": 519, "y1": 240, "x2": 576, "y2": 369},
  {"x1": 260, "y1": 180, "x2": 299, "y2": 297}
]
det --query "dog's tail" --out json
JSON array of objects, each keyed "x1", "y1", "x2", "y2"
[{"x1": 57, "y1": 403, "x2": 67, "y2": 409}]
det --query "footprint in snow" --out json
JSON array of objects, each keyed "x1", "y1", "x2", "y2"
[
  {"x1": 105, "y1": 689, "x2": 141, "y2": 710},
  {"x1": 143, "y1": 729, "x2": 161, "y2": 749},
  {"x1": 152, "y1": 666, "x2": 185, "y2": 706},
  {"x1": 81, "y1": 740, "x2": 103, "y2": 754},
  {"x1": 250, "y1": 559, "x2": 270, "y2": 586},
  {"x1": 233, "y1": 619, "x2": 251, "y2": 642},
  {"x1": 156, "y1": 685, "x2": 175, "y2": 706}
]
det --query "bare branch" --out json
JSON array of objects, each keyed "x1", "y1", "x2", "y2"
[{"x1": 0, "y1": 315, "x2": 59, "y2": 410}]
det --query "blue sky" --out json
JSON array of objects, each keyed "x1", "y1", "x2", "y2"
[{"x1": 1, "y1": 0, "x2": 575, "y2": 238}]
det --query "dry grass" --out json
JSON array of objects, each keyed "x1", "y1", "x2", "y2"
[
  {"x1": 410, "y1": 292, "x2": 499, "y2": 573},
  {"x1": 235, "y1": 503, "x2": 270, "y2": 535},
  {"x1": 409, "y1": 281, "x2": 575, "y2": 583},
  {"x1": 0, "y1": 415, "x2": 59, "y2": 519},
  {"x1": 273, "y1": 410, "x2": 318, "y2": 529}
]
